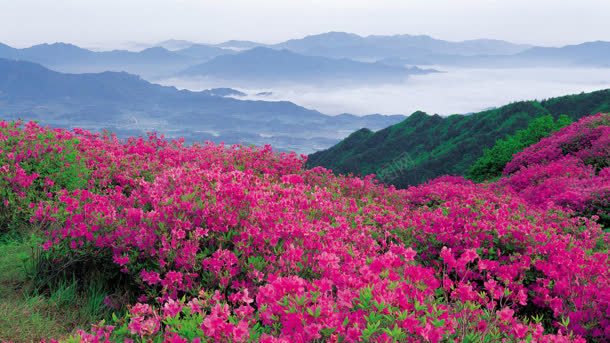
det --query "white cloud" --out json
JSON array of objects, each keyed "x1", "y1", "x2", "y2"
[{"x1": 160, "y1": 67, "x2": 610, "y2": 116}]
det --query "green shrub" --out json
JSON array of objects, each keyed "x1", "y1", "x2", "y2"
[{"x1": 467, "y1": 115, "x2": 572, "y2": 182}]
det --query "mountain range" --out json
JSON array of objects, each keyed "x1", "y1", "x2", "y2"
[
  {"x1": 157, "y1": 32, "x2": 532, "y2": 59},
  {"x1": 511, "y1": 41, "x2": 610, "y2": 67},
  {"x1": 268, "y1": 32, "x2": 610, "y2": 67},
  {"x1": 273, "y1": 32, "x2": 532, "y2": 60},
  {"x1": 0, "y1": 42, "x2": 239, "y2": 79},
  {"x1": 380, "y1": 41, "x2": 610, "y2": 67},
  {"x1": 0, "y1": 42, "x2": 204, "y2": 78},
  {"x1": 1, "y1": 33, "x2": 609, "y2": 85},
  {"x1": 307, "y1": 89, "x2": 610, "y2": 186},
  {"x1": 155, "y1": 39, "x2": 200, "y2": 51},
  {"x1": 178, "y1": 47, "x2": 436, "y2": 85},
  {"x1": 213, "y1": 40, "x2": 268, "y2": 51},
  {"x1": 0, "y1": 58, "x2": 404, "y2": 154}
]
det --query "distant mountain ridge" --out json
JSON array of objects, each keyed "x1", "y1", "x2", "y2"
[
  {"x1": 380, "y1": 41, "x2": 610, "y2": 67},
  {"x1": 272, "y1": 31, "x2": 532, "y2": 59},
  {"x1": 213, "y1": 40, "x2": 269, "y2": 50},
  {"x1": 514, "y1": 41, "x2": 610, "y2": 67},
  {"x1": 155, "y1": 39, "x2": 197, "y2": 51},
  {"x1": 307, "y1": 89, "x2": 610, "y2": 186},
  {"x1": 265, "y1": 32, "x2": 610, "y2": 67},
  {"x1": 175, "y1": 44, "x2": 235, "y2": 60},
  {"x1": 0, "y1": 58, "x2": 404, "y2": 154},
  {"x1": 2, "y1": 33, "x2": 609, "y2": 84},
  {"x1": 0, "y1": 42, "x2": 234, "y2": 78},
  {"x1": 200, "y1": 88, "x2": 246, "y2": 97},
  {"x1": 178, "y1": 47, "x2": 437, "y2": 85}
]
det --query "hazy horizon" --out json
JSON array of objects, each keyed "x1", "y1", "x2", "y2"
[{"x1": 2, "y1": 0, "x2": 610, "y2": 49}]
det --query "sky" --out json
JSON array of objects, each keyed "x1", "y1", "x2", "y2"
[{"x1": 1, "y1": 0, "x2": 609, "y2": 49}]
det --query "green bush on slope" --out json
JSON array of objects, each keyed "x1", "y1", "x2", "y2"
[{"x1": 466, "y1": 114, "x2": 572, "y2": 182}]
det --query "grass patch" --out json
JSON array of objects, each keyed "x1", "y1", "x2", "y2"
[{"x1": 0, "y1": 235, "x2": 115, "y2": 342}]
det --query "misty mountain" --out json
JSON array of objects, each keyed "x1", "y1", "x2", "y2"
[
  {"x1": 0, "y1": 43, "x2": 14, "y2": 56},
  {"x1": 0, "y1": 58, "x2": 404, "y2": 153},
  {"x1": 200, "y1": 88, "x2": 246, "y2": 97},
  {"x1": 213, "y1": 40, "x2": 268, "y2": 50},
  {"x1": 462, "y1": 41, "x2": 610, "y2": 67},
  {"x1": 380, "y1": 41, "x2": 610, "y2": 68},
  {"x1": 155, "y1": 39, "x2": 197, "y2": 51},
  {"x1": 268, "y1": 32, "x2": 610, "y2": 68},
  {"x1": 178, "y1": 47, "x2": 436, "y2": 85},
  {"x1": 272, "y1": 32, "x2": 532, "y2": 60},
  {"x1": 0, "y1": 58, "x2": 174, "y2": 102},
  {"x1": 0, "y1": 42, "x2": 225, "y2": 79},
  {"x1": 3, "y1": 34, "x2": 608, "y2": 88},
  {"x1": 174, "y1": 44, "x2": 235, "y2": 60},
  {"x1": 514, "y1": 41, "x2": 610, "y2": 67}
]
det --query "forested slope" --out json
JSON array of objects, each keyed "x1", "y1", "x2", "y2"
[{"x1": 307, "y1": 89, "x2": 610, "y2": 186}]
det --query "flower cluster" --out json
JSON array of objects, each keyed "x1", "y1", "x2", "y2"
[
  {"x1": 0, "y1": 120, "x2": 88, "y2": 232},
  {"x1": 502, "y1": 113, "x2": 610, "y2": 225},
  {"x1": 1, "y1": 118, "x2": 608, "y2": 342}
]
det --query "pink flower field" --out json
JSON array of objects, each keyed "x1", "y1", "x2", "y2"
[{"x1": 0, "y1": 115, "x2": 608, "y2": 342}]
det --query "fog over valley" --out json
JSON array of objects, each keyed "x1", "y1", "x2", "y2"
[{"x1": 158, "y1": 66, "x2": 610, "y2": 116}]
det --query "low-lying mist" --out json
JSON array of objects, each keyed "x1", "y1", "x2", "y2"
[{"x1": 157, "y1": 66, "x2": 610, "y2": 116}]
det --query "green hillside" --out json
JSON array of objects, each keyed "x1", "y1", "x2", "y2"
[
  {"x1": 466, "y1": 114, "x2": 573, "y2": 182},
  {"x1": 307, "y1": 89, "x2": 610, "y2": 187}
]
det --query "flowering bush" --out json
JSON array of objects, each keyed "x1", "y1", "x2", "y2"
[
  {"x1": 502, "y1": 113, "x2": 610, "y2": 226},
  {"x1": 0, "y1": 120, "x2": 89, "y2": 232},
  {"x1": 0, "y1": 119, "x2": 608, "y2": 342}
]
